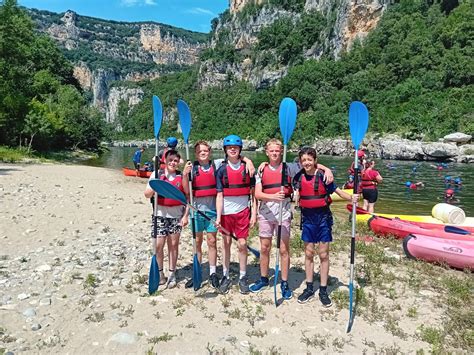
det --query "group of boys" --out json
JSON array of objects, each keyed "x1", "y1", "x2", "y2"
[{"x1": 144, "y1": 135, "x2": 359, "y2": 307}]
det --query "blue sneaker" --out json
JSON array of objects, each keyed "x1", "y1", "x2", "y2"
[
  {"x1": 249, "y1": 277, "x2": 269, "y2": 293},
  {"x1": 281, "y1": 281, "x2": 293, "y2": 300}
]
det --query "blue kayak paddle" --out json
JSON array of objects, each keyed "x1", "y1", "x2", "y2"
[
  {"x1": 347, "y1": 101, "x2": 369, "y2": 333},
  {"x1": 274, "y1": 97, "x2": 297, "y2": 307},
  {"x1": 149, "y1": 179, "x2": 260, "y2": 259},
  {"x1": 177, "y1": 99, "x2": 202, "y2": 291},
  {"x1": 149, "y1": 95, "x2": 163, "y2": 295}
]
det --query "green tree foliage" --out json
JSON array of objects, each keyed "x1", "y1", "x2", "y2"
[
  {"x1": 0, "y1": 0, "x2": 107, "y2": 150},
  {"x1": 120, "y1": 0, "x2": 474, "y2": 144}
]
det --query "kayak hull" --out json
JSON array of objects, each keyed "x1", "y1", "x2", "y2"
[
  {"x1": 355, "y1": 211, "x2": 474, "y2": 231},
  {"x1": 403, "y1": 234, "x2": 474, "y2": 270},
  {"x1": 122, "y1": 167, "x2": 152, "y2": 178},
  {"x1": 330, "y1": 189, "x2": 360, "y2": 202},
  {"x1": 368, "y1": 216, "x2": 474, "y2": 241}
]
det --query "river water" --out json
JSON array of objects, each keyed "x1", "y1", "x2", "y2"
[{"x1": 81, "y1": 147, "x2": 473, "y2": 216}]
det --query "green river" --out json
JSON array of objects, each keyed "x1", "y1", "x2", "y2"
[{"x1": 81, "y1": 147, "x2": 473, "y2": 216}]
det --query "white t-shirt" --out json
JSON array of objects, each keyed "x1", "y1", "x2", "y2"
[
  {"x1": 147, "y1": 172, "x2": 185, "y2": 219},
  {"x1": 220, "y1": 160, "x2": 251, "y2": 216}
]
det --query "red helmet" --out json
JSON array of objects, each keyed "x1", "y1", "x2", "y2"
[
  {"x1": 445, "y1": 189, "x2": 454, "y2": 196},
  {"x1": 357, "y1": 150, "x2": 365, "y2": 158}
]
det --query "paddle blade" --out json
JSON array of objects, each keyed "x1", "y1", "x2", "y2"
[
  {"x1": 153, "y1": 96, "x2": 163, "y2": 138},
  {"x1": 148, "y1": 255, "x2": 160, "y2": 295},
  {"x1": 149, "y1": 179, "x2": 187, "y2": 205},
  {"x1": 279, "y1": 98, "x2": 297, "y2": 145},
  {"x1": 193, "y1": 254, "x2": 202, "y2": 291},
  {"x1": 248, "y1": 245, "x2": 261, "y2": 259},
  {"x1": 177, "y1": 99, "x2": 192, "y2": 144},
  {"x1": 445, "y1": 225, "x2": 471, "y2": 235},
  {"x1": 348, "y1": 101, "x2": 369, "y2": 149}
]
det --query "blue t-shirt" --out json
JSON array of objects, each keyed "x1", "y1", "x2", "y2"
[{"x1": 133, "y1": 150, "x2": 142, "y2": 163}]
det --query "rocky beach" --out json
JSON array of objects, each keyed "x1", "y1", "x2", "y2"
[{"x1": 0, "y1": 164, "x2": 471, "y2": 354}]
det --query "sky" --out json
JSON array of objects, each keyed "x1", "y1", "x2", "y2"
[{"x1": 19, "y1": 0, "x2": 229, "y2": 33}]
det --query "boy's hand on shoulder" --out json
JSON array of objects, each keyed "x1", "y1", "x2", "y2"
[{"x1": 257, "y1": 162, "x2": 268, "y2": 174}]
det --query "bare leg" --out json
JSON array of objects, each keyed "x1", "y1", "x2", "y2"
[
  {"x1": 222, "y1": 234, "x2": 232, "y2": 275},
  {"x1": 259, "y1": 237, "x2": 272, "y2": 277},
  {"x1": 207, "y1": 232, "x2": 217, "y2": 270},
  {"x1": 304, "y1": 242, "x2": 315, "y2": 283},
  {"x1": 195, "y1": 232, "x2": 203, "y2": 264},
  {"x1": 318, "y1": 242, "x2": 330, "y2": 287},
  {"x1": 237, "y1": 238, "x2": 248, "y2": 274},
  {"x1": 167, "y1": 233, "x2": 180, "y2": 273},
  {"x1": 368, "y1": 202, "x2": 375, "y2": 214},
  {"x1": 280, "y1": 236, "x2": 290, "y2": 281}
]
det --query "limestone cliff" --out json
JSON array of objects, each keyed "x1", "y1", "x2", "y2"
[
  {"x1": 28, "y1": 8, "x2": 207, "y2": 125},
  {"x1": 199, "y1": 0, "x2": 392, "y2": 89}
]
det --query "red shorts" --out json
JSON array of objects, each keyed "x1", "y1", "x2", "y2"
[{"x1": 220, "y1": 207, "x2": 250, "y2": 239}]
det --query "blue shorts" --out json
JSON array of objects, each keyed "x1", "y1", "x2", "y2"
[
  {"x1": 192, "y1": 210, "x2": 218, "y2": 233},
  {"x1": 301, "y1": 207, "x2": 333, "y2": 243}
]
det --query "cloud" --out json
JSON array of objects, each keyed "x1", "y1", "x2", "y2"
[
  {"x1": 187, "y1": 7, "x2": 215, "y2": 16},
  {"x1": 120, "y1": 0, "x2": 157, "y2": 7}
]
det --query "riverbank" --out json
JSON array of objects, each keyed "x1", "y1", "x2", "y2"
[
  {"x1": 0, "y1": 146, "x2": 100, "y2": 164},
  {"x1": 109, "y1": 132, "x2": 473, "y2": 163},
  {"x1": 0, "y1": 164, "x2": 471, "y2": 353}
]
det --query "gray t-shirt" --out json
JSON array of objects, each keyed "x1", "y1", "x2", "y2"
[
  {"x1": 256, "y1": 163, "x2": 298, "y2": 222},
  {"x1": 147, "y1": 172, "x2": 185, "y2": 219}
]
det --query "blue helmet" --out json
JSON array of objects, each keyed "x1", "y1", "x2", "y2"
[
  {"x1": 454, "y1": 177, "x2": 462, "y2": 183},
  {"x1": 223, "y1": 134, "x2": 243, "y2": 148},
  {"x1": 167, "y1": 137, "x2": 178, "y2": 148},
  {"x1": 444, "y1": 175, "x2": 452, "y2": 181},
  {"x1": 405, "y1": 181, "x2": 412, "y2": 187}
]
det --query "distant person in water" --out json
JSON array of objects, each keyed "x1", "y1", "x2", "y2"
[
  {"x1": 444, "y1": 175, "x2": 453, "y2": 184},
  {"x1": 343, "y1": 175, "x2": 355, "y2": 190},
  {"x1": 405, "y1": 181, "x2": 424, "y2": 190},
  {"x1": 454, "y1": 177, "x2": 463, "y2": 186},
  {"x1": 133, "y1": 146, "x2": 145, "y2": 171},
  {"x1": 444, "y1": 189, "x2": 459, "y2": 204}
]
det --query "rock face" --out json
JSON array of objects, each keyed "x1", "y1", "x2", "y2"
[
  {"x1": 106, "y1": 87, "x2": 144, "y2": 126},
  {"x1": 199, "y1": 0, "x2": 392, "y2": 89},
  {"x1": 29, "y1": 9, "x2": 207, "y2": 122},
  {"x1": 443, "y1": 132, "x2": 472, "y2": 144}
]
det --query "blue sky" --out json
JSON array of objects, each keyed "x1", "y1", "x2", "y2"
[{"x1": 19, "y1": 0, "x2": 229, "y2": 33}]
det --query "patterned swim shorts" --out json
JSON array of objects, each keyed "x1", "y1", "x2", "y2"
[{"x1": 150, "y1": 215, "x2": 182, "y2": 238}]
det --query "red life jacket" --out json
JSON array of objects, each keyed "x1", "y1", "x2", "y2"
[
  {"x1": 221, "y1": 162, "x2": 250, "y2": 196},
  {"x1": 296, "y1": 170, "x2": 332, "y2": 208},
  {"x1": 192, "y1": 161, "x2": 217, "y2": 197},
  {"x1": 261, "y1": 164, "x2": 293, "y2": 197},
  {"x1": 361, "y1": 169, "x2": 377, "y2": 190},
  {"x1": 157, "y1": 171, "x2": 184, "y2": 207}
]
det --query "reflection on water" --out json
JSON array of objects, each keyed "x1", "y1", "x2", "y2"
[{"x1": 81, "y1": 147, "x2": 473, "y2": 216}]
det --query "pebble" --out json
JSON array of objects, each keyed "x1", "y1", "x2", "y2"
[
  {"x1": 271, "y1": 327, "x2": 280, "y2": 334},
  {"x1": 36, "y1": 264, "x2": 52, "y2": 272},
  {"x1": 22, "y1": 308, "x2": 36, "y2": 317},
  {"x1": 31, "y1": 323, "x2": 41, "y2": 331},
  {"x1": 18, "y1": 293, "x2": 30, "y2": 300},
  {"x1": 39, "y1": 298, "x2": 51, "y2": 306},
  {"x1": 108, "y1": 332, "x2": 136, "y2": 345}
]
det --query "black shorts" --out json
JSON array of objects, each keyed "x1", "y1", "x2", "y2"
[
  {"x1": 133, "y1": 162, "x2": 140, "y2": 170},
  {"x1": 362, "y1": 188, "x2": 378, "y2": 203}
]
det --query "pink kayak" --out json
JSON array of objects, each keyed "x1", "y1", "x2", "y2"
[{"x1": 403, "y1": 234, "x2": 474, "y2": 270}]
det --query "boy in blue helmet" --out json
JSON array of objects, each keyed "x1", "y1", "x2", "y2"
[
  {"x1": 158, "y1": 137, "x2": 183, "y2": 169},
  {"x1": 215, "y1": 134, "x2": 257, "y2": 295}
]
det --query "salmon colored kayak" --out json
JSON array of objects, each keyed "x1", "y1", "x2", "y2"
[
  {"x1": 122, "y1": 167, "x2": 152, "y2": 178},
  {"x1": 346, "y1": 204, "x2": 474, "y2": 231},
  {"x1": 403, "y1": 234, "x2": 474, "y2": 270},
  {"x1": 368, "y1": 216, "x2": 474, "y2": 241}
]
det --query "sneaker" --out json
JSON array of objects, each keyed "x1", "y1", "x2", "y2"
[
  {"x1": 239, "y1": 276, "x2": 250, "y2": 295},
  {"x1": 166, "y1": 277, "x2": 177, "y2": 289},
  {"x1": 249, "y1": 277, "x2": 269, "y2": 293},
  {"x1": 319, "y1": 290, "x2": 332, "y2": 308},
  {"x1": 185, "y1": 279, "x2": 193, "y2": 289},
  {"x1": 297, "y1": 287, "x2": 315, "y2": 304},
  {"x1": 219, "y1": 276, "x2": 232, "y2": 294},
  {"x1": 281, "y1": 281, "x2": 293, "y2": 300},
  {"x1": 209, "y1": 273, "x2": 220, "y2": 289}
]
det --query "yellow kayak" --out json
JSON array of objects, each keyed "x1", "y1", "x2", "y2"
[
  {"x1": 355, "y1": 212, "x2": 474, "y2": 227},
  {"x1": 331, "y1": 189, "x2": 360, "y2": 202}
]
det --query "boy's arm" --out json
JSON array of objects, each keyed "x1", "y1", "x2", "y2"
[
  {"x1": 335, "y1": 187, "x2": 359, "y2": 203},
  {"x1": 242, "y1": 156, "x2": 255, "y2": 176},
  {"x1": 216, "y1": 192, "x2": 223, "y2": 225},
  {"x1": 250, "y1": 189, "x2": 257, "y2": 228},
  {"x1": 317, "y1": 163, "x2": 334, "y2": 184}
]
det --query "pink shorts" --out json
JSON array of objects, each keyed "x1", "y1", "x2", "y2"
[
  {"x1": 220, "y1": 208, "x2": 250, "y2": 239},
  {"x1": 258, "y1": 217, "x2": 291, "y2": 238}
]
